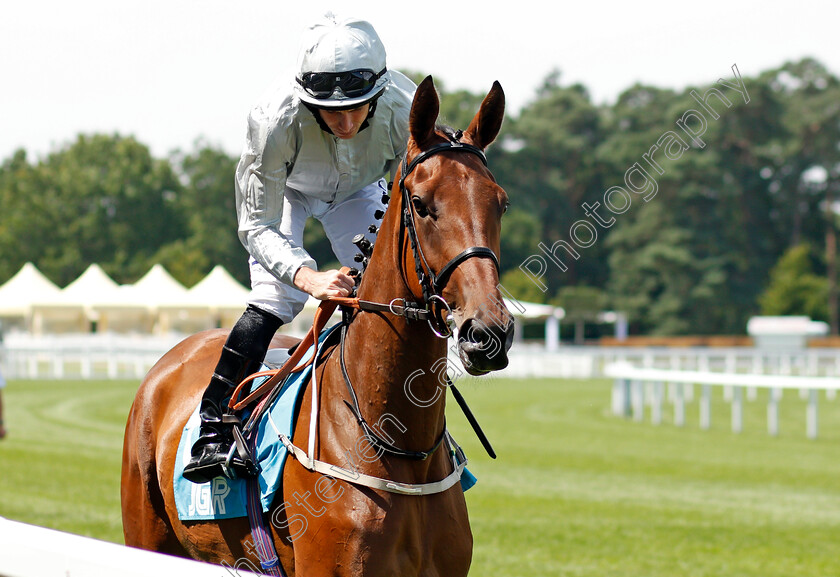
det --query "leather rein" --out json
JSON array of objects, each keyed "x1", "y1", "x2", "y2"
[
  {"x1": 228, "y1": 135, "x2": 499, "y2": 496},
  {"x1": 333, "y1": 134, "x2": 500, "y2": 462}
]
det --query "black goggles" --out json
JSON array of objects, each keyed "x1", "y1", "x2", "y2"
[{"x1": 297, "y1": 68, "x2": 386, "y2": 100}]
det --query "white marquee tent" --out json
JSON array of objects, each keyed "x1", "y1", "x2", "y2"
[
  {"x1": 0, "y1": 263, "x2": 251, "y2": 336},
  {"x1": 0, "y1": 262, "x2": 61, "y2": 315},
  {"x1": 181, "y1": 264, "x2": 251, "y2": 332},
  {"x1": 0, "y1": 262, "x2": 563, "y2": 340},
  {"x1": 0, "y1": 262, "x2": 64, "y2": 334},
  {"x1": 47, "y1": 264, "x2": 136, "y2": 333}
]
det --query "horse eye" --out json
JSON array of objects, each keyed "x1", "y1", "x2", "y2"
[
  {"x1": 412, "y1": 196, "x2": 428, "y2": 217},
  {"x1": 503, "y1": 201, "x2": 510, "y2": 214}
]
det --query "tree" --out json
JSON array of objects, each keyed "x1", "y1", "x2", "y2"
[
  {"x1": 606, "y1": 201, "x2": 728, "y2": 335},
  {"x1": 771, "y1": 59, "x2": 840, "y2": 333},
  {"x1": 1, "y1": 60, "x2": 838, "y2": 339},
  {"x1": 400, "y1": 71, "x2": 487, "y2": 131},
  {"x1": 758, "y1": 244, "x2": 828, "y2": 321},
  {"x1": 499, "y1": 268, "x2": 549, "y2": 304},
  {"x1": 497, "y1": 72, "x2": 608, "y2": 292},
  {"x1": 0, "y1": 149, "x2": 40, "y2": 282},
  {"x1": 554, "y1": 285, "x2": 606, "y2": 344},
  {"x1": 166, "y1": 142, "x2": 246, "y2": 286},
  {"x1": 0, "y1": 134, "x2": 184, "y2": 286}
]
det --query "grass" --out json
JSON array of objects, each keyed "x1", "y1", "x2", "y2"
[
  {"x1": 1, "y1": 376, "x2": 839, "y2": 576},
  {"x1": 0, "y1": 379, "x2": 136, "y2": 543},
  {"x1": 456, "y1": 378, "x2": 840, "y2": 577}
]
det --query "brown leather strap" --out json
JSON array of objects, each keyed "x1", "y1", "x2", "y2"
[
  {"x1": 229, "y1": 298, "x2": 341, "y2": 410},
  {"x1": 227, "y1": 268, "x2": 363, "y2": 410}
]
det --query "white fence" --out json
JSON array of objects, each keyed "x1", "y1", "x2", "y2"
[
  {"x1": 501, "y1": 344, "x2": 840, "y2": 379},
  {"x1": 605, "y1": 362, "x2": 840, "y2": 439},
  {"x1": 5, "y1": 334, "x2": 840, "y2": 381},
  {"x1": 0, "y1": 333, "x2": 184, "y2": 380},
  {"x1": 0, "y1": 517, "x2": 256, "y2": 577}
]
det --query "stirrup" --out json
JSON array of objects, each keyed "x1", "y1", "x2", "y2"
[{"x1": 222, "y1": 414, "x2": 260, "y2": 479}]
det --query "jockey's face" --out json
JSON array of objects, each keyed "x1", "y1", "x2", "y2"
[{"x1": 318, "y1": 104, "x2": 370, "y2": 139}]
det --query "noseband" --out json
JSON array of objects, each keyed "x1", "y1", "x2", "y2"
[{"x1": 398, "y1": 133, "x2": 501, "y2": 337}]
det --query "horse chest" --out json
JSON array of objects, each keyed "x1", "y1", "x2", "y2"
[{"x1": 277, "y1": 461, "x2": 471, "y2": 576}]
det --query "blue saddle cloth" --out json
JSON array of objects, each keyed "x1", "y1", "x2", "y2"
[
  {"x1": 173, "y1": 326, "x2": 334, "y2": 521},
  {"x1": 173, "y1": 324, "x2": 475, "y2": 521}
]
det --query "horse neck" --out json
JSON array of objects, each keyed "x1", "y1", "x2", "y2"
[{"x1": 340, "y1": 204, "x2": 450, "y2": 450}]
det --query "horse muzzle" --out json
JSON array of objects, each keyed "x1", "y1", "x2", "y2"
[{"x1": 456, "y1": 317, "x2": 514, "y2": 375}]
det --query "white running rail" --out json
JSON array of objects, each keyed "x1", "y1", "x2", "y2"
[
  {"x1": 604, "y1": 362, "x2": 840, "y2": 439},
  {"x1": 0, "y1": 517, "x2": 258, "y2": 577}
]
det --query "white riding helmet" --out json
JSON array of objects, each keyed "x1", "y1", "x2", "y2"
[{"x1": 295, "y1": 13, "x2": 391, "y2": 110}]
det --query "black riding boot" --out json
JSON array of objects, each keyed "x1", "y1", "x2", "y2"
[{"x1": 183, "y1": 305, "x2": 283, "y2": 484}]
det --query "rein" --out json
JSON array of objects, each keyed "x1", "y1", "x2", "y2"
[
  {"x1": 230, "y1": 297, "x2": 471, "y2": 497},
  {"x1": 324, "y1": 135, "x2": 502, "y2": 459},
  {"x1": 339, "y1": 321, "x2": 447, "y2": 460},
  {"x1": 227, "y1": 134, "x2": 500, "y2": 499}
]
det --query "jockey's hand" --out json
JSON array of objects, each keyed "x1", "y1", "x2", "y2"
[{"x1": 293, "y1": 267, "x2": 355, "y2": 300}]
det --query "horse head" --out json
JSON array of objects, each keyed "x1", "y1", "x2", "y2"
[{"x1": 395, "y1": 76, "x2": 514, "y2": 375}]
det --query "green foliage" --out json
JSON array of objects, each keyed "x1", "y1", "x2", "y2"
[
  {"x1": 606, "y1": 201, "x2": 729, "y2": 335},
  {"x1": 401, "y1": 69, "x2": 493, "y2": 130},
  {"x1": 554, "y1": 285, "x2": 606, "y2": 321},
  {"x1": 167, "y1": 142, "x2": 247, "y2": 286},
  {"x1": 499, "y1": 268, "x2": 549, "y2": 304},
  {"x1": 2, "y1": 60, "x2": 840, "y2": 335},
  {"x1": 758, "y1": 244, "x2": 829, "y2": 320},
  {"x1": 0, "y1": 134, "x2": 184, "y2": 286},
  {"x1": 554, "y1": 284, "x2": 607, "y2": 343},
  {"x1": 499, "y1": 207, "x2": 543, "y2": 272}
]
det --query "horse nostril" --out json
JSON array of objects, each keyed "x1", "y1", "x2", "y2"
[{"x1": 458, "y1": 319, "x2": 499, "y2": 356}]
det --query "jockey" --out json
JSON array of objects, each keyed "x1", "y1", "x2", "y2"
[{"x1": 183, "y1": 13, "x2": 416, "y2": 483}]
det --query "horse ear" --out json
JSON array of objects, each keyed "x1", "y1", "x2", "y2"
[
  {"x1": 464, "y1": 81, "x2": 505, "y2": 149},
  {"x1": 409, "y1": 75, "x2": 440, "y2": 146}
]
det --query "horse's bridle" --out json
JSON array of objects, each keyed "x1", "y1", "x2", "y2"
[
  {"x1": 234, "y1": 133, "x2": 501, "y2": 500},
  {"x1": 397, "y1": 133, "x2": 501, "y2": 337},
  {"x1": 332, "y1": 133, "x2": 501, "y2": 462}
]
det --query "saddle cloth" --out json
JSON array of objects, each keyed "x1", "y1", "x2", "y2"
[
  {"x1": 173, "y1": 325, "x2": 338, "y2": 521},
  {"x1": 173, "y1": 323, "x2": 475, "y2": 521}
]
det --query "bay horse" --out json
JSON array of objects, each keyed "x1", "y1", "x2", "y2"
[{"x1": 121, "y1": 76, "x2": 514, "y2": 576}]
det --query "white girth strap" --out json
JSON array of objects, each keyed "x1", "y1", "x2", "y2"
[{"x1": 278, "y1": 432, "x2": 467, "y2": 496}]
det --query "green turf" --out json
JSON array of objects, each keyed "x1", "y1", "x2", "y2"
[
  {"x1": 0, "y1": 379, "x2": 137, "y2": 543},
  {"x1": 1, "y1": 376, "x2": 839, "y2": 576}
]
